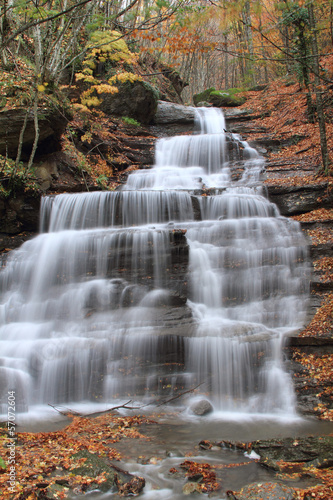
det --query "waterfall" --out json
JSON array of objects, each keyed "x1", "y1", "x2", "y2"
[{"x1": 0, "y1": 107, "x2": 310, "y2": 417}]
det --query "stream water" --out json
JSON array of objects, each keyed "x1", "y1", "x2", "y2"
[{"x1": 0, "y1": 106, "x2": 321, "y2": 497}]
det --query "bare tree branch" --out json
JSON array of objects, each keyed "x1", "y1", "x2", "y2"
[{"x1": 0, "y1": 0, "x2": 95, "y2": 50}]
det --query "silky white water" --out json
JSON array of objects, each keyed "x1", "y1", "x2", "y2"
[{"x1": 0, "y1": 107, "x2": 310, "y2": 418}]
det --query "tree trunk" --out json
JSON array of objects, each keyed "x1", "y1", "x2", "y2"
[
  {"x1": 224, "y1": 33, "x2": 228, "y2": 88},
  {"x1": 308, "y1": 2, "x2": 330, "y2": 174},
  {"x1": 242, "y1": 0, "x2": 255, "y2": 86},
  {"x1": 26, "y1": 90, "x2": 40, "y2": 176}
]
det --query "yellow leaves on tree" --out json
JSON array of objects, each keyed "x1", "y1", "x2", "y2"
[{"x1": 75, "y1": 30, "x2": 138, "y2": 110}]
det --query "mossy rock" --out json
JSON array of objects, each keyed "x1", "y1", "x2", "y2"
[
  {"x1": 193, "y1": 87, "x2": 246, "y2": 107},
  {"x1": 70, "y1": 450, "x2": 118, "y2": 492},
  {"x1": 70, "y1": 450, "x2": 145, "y2": 495},
  {"x1": 192, "y1": 87, "x2": 216, "y2": 106},
  {"x1": 252, "y1": 436, "x2": 333, "y2": 472},
  {"x1": 100, "y1": 80, "x2": 159, "y2": 124}
]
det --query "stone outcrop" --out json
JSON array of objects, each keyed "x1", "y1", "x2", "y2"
[
  {"x1": 266, "y1": 182, "x2": 332, "y2": 216},
  {"x1": 100, "y1": 80, "x2": 159, "y2": 125},
  {"x1": 154, "y1": 100, "x2": 196, "y2": 124},
  {"x1": 0, "y1": 106, "x2": 71, "y2": 159},
  {"x1": 0, "y1": 192, "x2": 40, "y2": 236}
]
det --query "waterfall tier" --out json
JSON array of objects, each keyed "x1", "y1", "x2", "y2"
[{"x1": 0, "y1": 107, "x2": 310, "y2": 417}]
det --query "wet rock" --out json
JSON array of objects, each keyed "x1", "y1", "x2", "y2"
[
  {"x1": 190, "y1": 399, "x2": 213, "y2": 416},
  {"x1": 234, "y1": 482, "x2": 296, "y2": 500},
  {"x1": 182, "y1": 481, "x2": 202, "y2": 495},
  {"x1": 224, "y1": 108, "x2": 258, "y2": 121},
  {"x1": 70, "y1": 450, "x2": 145, "y2": 494},
  {"x1": 116, "y1": 475, "x2": 145, "y2": 496},
  {"x1": 199, "y1": 440, "x2": 213, "y2": 450},
  {"x1": 287, "y1": 336, "x2": 333, "y2": 351},
  {"x1": 252, "y1": 436, "x2": 333, "y2": 471},
  {"x1": 219, "y1": 441, "x2": 252, "y2": 452},
  {"x1": 120, "y1": 284, "x2": 143, "y2": 307},
  {"x1": 166, "y1": 449, "x2": 183, "y2": 457}
]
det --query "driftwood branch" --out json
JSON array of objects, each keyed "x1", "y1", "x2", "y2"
[
  {"x1": 48, "y1": 400, "x2": 141, "y2": 418},
  {"x1": 48, "y1": 383, "x2": 205, "y2": 418}
]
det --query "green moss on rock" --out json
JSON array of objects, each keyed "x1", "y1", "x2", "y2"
[{"x1": 193, "y1": 87, "x2": 246, "y2": 107}]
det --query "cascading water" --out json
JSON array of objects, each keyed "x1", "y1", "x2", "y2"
[{"x1": 0, "y1": 107, "x2": 310, "y2": 418}]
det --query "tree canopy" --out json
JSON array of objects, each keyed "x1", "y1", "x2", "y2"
[{"x1": 0, "y1": 0, "x2": 332, "y2": 173}]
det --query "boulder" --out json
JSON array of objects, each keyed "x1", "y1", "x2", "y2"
[
  {"x1": 193, "y1": 87, "x2": 216, "y2": 106},
  {"x1": 209, "y1": 90, "x2": 246, "y2": 107},
  {"x1": 193, "y1": 88, "x2": 246, "y2": 107},
  {"x1": 100, "y1": 80, "x2": 159, "y2": 125},
  {"x1": 190, "y1": 399, "x2": 214, "y2": 416}
]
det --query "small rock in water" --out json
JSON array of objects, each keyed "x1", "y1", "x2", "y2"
[
  {"x1": 190, "y1": 399, "x2": 214, "y2": 416},
  {"x1": 199, "y1": 440, "x2": 212, "y2": 450},
  {"x1": 182, "y1": 482, "x2": 202, "y2": 495},
  {"x1": 166, "y1": 449, "x2": 183, "y2": 457}
]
